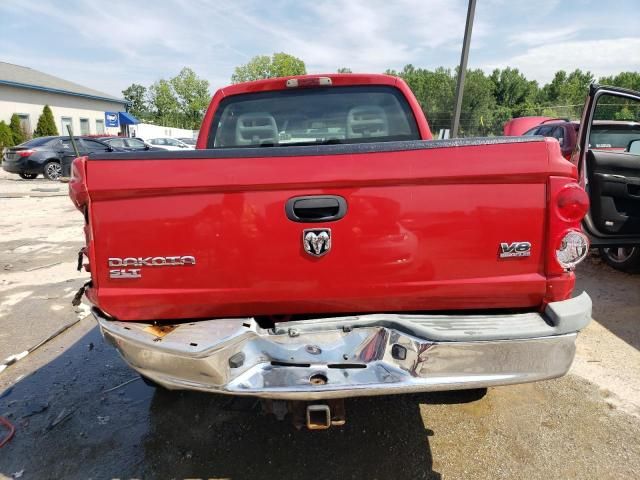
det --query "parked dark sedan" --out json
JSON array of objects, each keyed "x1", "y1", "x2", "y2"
[{"x1": 2, "y1": 136, "x2": 116, "y2": 180}]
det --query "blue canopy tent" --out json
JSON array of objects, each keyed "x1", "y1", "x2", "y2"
[
  {"x1": 118, "y1": 111, "x2": 139, "y2": 136},
  {"x1": 118, "y1": 112, "x2": 139, "y2": 125}
]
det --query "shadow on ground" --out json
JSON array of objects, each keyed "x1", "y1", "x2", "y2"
[
  {"x1": 576, "y1": 255, "x2": 640, "y2": 351},
  {"x1": 0, "y1": 326, "x2": 492, "y2": 479}
]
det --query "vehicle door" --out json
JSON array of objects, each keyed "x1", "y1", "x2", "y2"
[
  {"x1": 60, "y1": 138, "x2": 88, "y2": 156},
  {"x1": 80, "y1": 139, "x2": 113, "y2": 153},
  {"x1": 123, "y1": 138, "x2": 148, "y2": 150},
  {"x1": 577, "y1": 85, "x2": 640, "y2": 246},
  {"x1": 106, "y1": 138, "x2": 127, "y2": 150},
  {"x1": 166, "y1": 138, "x2": 188, "y2": 149}
]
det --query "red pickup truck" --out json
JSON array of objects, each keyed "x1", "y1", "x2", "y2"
[{"x1": 69, "y1": 74, "x2": 593, "y2": 429}]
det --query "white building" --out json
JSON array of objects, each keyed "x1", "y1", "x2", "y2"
[
  {"x1": 0, "y1": 61, "x2": 128, "y2": 137},
  {"x1": 133, "y1": 123, "x2": 198, "y2": 141}
]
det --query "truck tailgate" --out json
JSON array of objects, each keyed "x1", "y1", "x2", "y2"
[{"x1": 83, "y1": 138, "x2": 558, "y2": 321}]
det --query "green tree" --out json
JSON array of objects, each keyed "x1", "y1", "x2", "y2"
[
  {"x1": 598, "y1": 72, "x2": 640, "y2": 91},
  {"x1": 170, "y1": 68, "x2": 210, "y2": 129},
  {"x1": 390, "y1": 65, "x2": 501, "y2": 136},
  {"x1": 597, "y1": 73, "x2": 640, "y2": 121},
  {"x1": 490, "y1": 105, "x2": 515, "y2": 135},
  {"x1": 122, "y1": 83, "x2": 148, "y2": 119},
  {"x1": 490, "y1": 68, "x2": 539, "y2": 117},
  {"x1": 337, "y1": 67, "x2": 352, "y2": 73},
  {"x1": 459, "y1": 68, "x2": 497, "y2": 136},
  {"x1": 9, "y1": 113, "x2": 25, "y2": 145},
  {"x1": 232, "y1": 55, "x2": 270, "y2": 83},
  {"x1": 148, "y1": 79, "x2": 180, "y2": 126},
  {"x1": 613, "y1": 106, "x2": 635, "y2": 121},
  {"x1": 270, "y1": 52, "x2": 306, "y2": 78},
  {"x1": 388, "y1": 65, "x2": 456, "y2": 134},
  {"x1": 121, "y1": 68, "x2": 212, "y2": 129},
  {"x1": 231, "y1": 52, "x2": 306, "y2": 83},
  {"x1": 389, "y1": 65, "x2": 640, "y2": 134},
  {"x1": 0, "y1": 121, "x2": 14, "y2": 150},
  {"x1": 34, "y1": 105, "x2": 58, "y2": 137},
  {"x1": 542, "y1": 69, "x2": 594, "y2": 115}
]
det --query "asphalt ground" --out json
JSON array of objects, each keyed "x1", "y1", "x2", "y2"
[{"x1": 0, "y1": 170, "x2": 639, "y2": 479}]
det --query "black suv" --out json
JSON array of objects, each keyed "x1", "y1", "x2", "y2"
[{"x1": 2, "y1": 136, "x2": 115, "y2": 180}]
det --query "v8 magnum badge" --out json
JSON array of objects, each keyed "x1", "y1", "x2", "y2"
[
  {"x1": 499, "y1": 242, "x2": 531, "y2": 258},
  {"x1": 303, "y1": 229, "x2": 331, "y2": 257}
]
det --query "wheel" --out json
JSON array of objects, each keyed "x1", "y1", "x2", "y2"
[
  {"x1": 599, "y1": 247, "x2": 640, "y2": 273},
  {"x1": 43, "y1": 161, "x2": 62, "y2": 180},
  {"x1": 19, "y1": 172, "x2": 38, "y2": 179}
]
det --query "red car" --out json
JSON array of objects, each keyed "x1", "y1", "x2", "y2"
[
  {"x1": 522, "y1": 119, "x2": 579, "y2": 160},
  {"x1": 69, "y1": 74, "x2": 597, "y2": 429},
  {"x1": 522, "y1": 119, "x2": 640, "y2": 158},
  {"x1": 503, "y1": 116, "x2": 554, "y2": 136}
]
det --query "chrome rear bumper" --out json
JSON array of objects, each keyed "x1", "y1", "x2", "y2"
[{"x1": 95, "y1": 292, "x2": 591, "y2": 400}]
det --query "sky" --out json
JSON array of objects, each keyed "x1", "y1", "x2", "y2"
[{"x1": 1, "y1": 0, "x2": 638, "y2": 98}]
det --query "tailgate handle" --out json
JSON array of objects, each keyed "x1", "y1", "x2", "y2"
[{"x1": 286, "y1": 195, "x2": 347, "y2": 222}]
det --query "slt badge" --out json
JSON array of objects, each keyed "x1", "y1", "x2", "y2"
[
  {"x1": 108, "y1": 255, "x2": 196, "y2": 279},
  {"x1": 303, "y1": 229, "x2": 331, "y2": 257}
]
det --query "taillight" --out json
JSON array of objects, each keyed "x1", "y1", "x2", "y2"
[
  {"x1": 69, "y1": 156, "x2": 89, "y2": 211},
  {"x1": 555, "y1": 230, "x2": 589, "y2": 269},
  {"x1": 547, "y1": 177, "x2": 590, "y2": 275},
  {"x1": 555, "y1": 184, "x2": 589, "y2": 222},
  {"x1": 17, "y1": 150, "x2": 34, "y2": 157}
]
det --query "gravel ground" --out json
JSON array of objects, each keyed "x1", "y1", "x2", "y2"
[{"x1": 0, "y1": 169, "x2": 639, "y2": 479}]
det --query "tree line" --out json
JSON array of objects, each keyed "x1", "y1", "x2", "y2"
[
  {"x1": 117, "y1": 52, "x2": 638, "y2": 136},
  {"x1": 387, "y1": 66, "x2": 640, "y2": 135},
  {"x1": 122, "y1": 67, "x2": 210, "y2": 130}
]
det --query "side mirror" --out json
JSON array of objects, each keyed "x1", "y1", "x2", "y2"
[{"x1": 627, "y1": 139, "x2": 640, "y2": 154}]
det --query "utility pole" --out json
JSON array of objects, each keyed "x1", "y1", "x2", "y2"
[{"x1": 451, "y1": 0, "x2": 477, "y2": 138}]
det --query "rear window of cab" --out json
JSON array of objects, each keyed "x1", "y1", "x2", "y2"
[{"x1": 208, "y1": 85, "x2": 420, "y2": 148}]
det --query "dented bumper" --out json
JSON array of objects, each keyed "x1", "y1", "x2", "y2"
[{"x1": 95, "y1": 292, "x2": 592, "y2": 400}]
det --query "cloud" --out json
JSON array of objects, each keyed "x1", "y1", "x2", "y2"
[
  {"x1": 0, "y1": 0, "x2": 638, "y2": 97},
  {"x1": 198, "y1": 0, "x2": 478, "y2": 74},
  {"x1": 489, "y1": 37, "x2": 640, "y2": 84},
  {"x1": 509, "y1": 27, "x2": 579, "y2": 47},
  {"x1": 0, "y1": 0, "x2": 243, "y2": 93}
]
